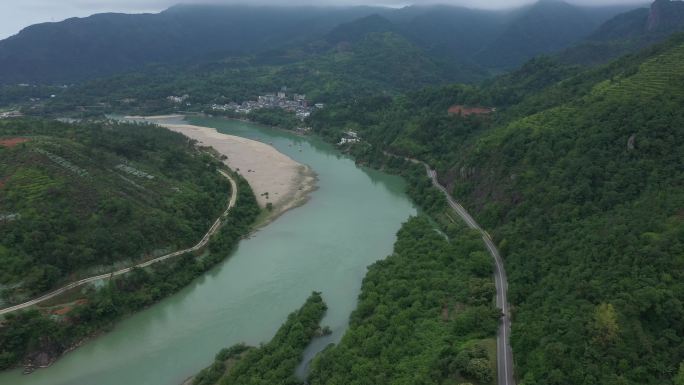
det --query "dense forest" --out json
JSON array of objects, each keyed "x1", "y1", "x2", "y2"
[
  {"x1": 193, "y1": 292, "x2": 327, "y2": 385},
  {"x1": 1, "y1": 2, "x2": 683, "y2": 384},
  {"x1": 193, "y1": 215, "x2": 499, "y2": 385},
  {"x1": 0, "y1": 163, "x2": 260, "y2": 371},
  {"x1": 0, "y1": 119, "x2": 231, "y2": 301},
  {"x1": 307, "y1": 217, "x2": 499, "y2": 385},
  {"x1": 2, "y1": 1, "x2": 665, "y2": 117},
  {"x1": 0, "y1": 1, "x2": 633, "y2": 85},
  {"x1": 184, "y1": 31, "x2": 684, "y2": 384},
  {"x1": 19, "y1": 29, "x2": 465, "y2": 117},
  {"x1": 310, "y1": 33, "x2": 684, "y2": 384}
]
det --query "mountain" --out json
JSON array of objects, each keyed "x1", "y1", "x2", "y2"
[
  {"x1": 473, "y1": 0, "x2": 599, "y2": 69},
  {"x1": 590, "y1": 7, "x2": 652, "y2": 41},
  {"x1": 309, "y1": 32, "x2": 684, "y2": 384},
  {"x1": 326, "y1": 14, "x2": 395, "y2": 44},
  {"x1": 370, "y1": 1, "x2": 631, "y2": 71},
  {"x1": 593, "y1": 0, "x2": 684, "y2": 40},
  {"x1": 34, "y1": 28, "x2": 473, "y2": 114},
  {"x1": 0, "y1": 5, "x2": 385, "y2": 84},
  {"x1": 559, "y1": 0, "x2": 684, "y2": 65},
  {"x1": 0, "y1": 2, "x2": 634, "y2": 85},
  {"x1": 393, "y1": 5, "x2": 511, "y2": 61},
  {"x1": 647, "y1": 0, "x2": 684, "y2": 32}
]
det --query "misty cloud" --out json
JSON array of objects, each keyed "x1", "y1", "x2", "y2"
[{"x1": 0, "y1": 0, "x2": 649, "y2": 39}]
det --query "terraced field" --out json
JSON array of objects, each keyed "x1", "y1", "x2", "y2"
[
  {"x1": 601, "y1": 42, "x2": 684, "y2": 99},
  {"x1": 0, "y1": 119, "x2": 231, "y2": 301}
]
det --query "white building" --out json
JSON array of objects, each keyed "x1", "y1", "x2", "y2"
[{"x1": 338, "y1": 137, "x2": 360, "y2": 145}]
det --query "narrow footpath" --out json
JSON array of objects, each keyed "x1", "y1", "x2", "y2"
[{"x1": 0, "y1": 170, "x2": 238, "y2": 316}]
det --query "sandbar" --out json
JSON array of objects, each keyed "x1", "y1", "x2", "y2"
[{"x1": 127, "y1": 116, "x2": 317, "y2": 221}]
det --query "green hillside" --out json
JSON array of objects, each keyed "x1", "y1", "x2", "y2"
[
  {"x1": 27, "y1": 30, "x2": 467, "y2": 116},
  {"x1": 0, "y1": 119, "x2": 261, "y2": 372},
  {"x1": 0, "y1": 1, "x2": 640, "y2": 122},
  {"x1": 596, "y1": 41, "x2": 684, "y2": 98},
  {"x1": 0, "y1": 119, "x2": 230, "y2": 301},
  {"x1": 558, "y1": 0, "x2": 684, "y2": 66},
  {"x1": 309, "y1": 35, "x2": 684, "y2": 384},
  {"x1": 474, "y1": 0, "x2": 597, "y2": 69}
]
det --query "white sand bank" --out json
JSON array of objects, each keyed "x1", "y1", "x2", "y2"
[{"x1": 128, "y1": 117, "x2": 317, "y2": 220}]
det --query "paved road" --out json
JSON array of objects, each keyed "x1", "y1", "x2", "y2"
[
  {"x1": 0, "y1": 170, "x2": 238, "y2": 316},
  {"x1": 425, "y1": 167, "x2": 515, "y2": 385},
  {"x1": 383, "y1": 151, "x2": 515, "y2": 384}
]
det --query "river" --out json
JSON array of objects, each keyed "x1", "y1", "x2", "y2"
[{"x1": 0, "y1": 117, "x2": 417, "y2": 385}]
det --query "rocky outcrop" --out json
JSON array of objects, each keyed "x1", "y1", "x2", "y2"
[
  {"x1": 627, "y1": 134, "x2": 636, "y2": 150},
  {"x1": 647, "y1": 0, "x2": 684, "y2": 32}
]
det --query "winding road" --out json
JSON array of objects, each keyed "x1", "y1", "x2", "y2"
[
  {"x1": 383, "y1": 150, "x2": 514, "y2": 385},
  {"x1": 425, "y1": 167, "x2": 515, "y2": 385},
  {"x1": 0, "y1": 170, "x2": 238, "y2": 316}
]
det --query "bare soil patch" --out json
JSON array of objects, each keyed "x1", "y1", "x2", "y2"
[
  {"x1": 0, "y1": 137, "x2": 30, "y2": 148},
  {"x1": 448, "y1": 105, "x2": 495, "y2": 117}
]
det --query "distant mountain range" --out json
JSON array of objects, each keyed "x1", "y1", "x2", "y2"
[
  {"x1": 560, "y1": 0, "x2": 684, "y2": 65},
  {"x1": 0, "y1": 1, "x2": 641, "y2": 85}
]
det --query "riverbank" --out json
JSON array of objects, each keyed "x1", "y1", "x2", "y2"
[
  {"x1": 0, "y1": 115, "x2": 417, "y2": 385},
  {"x1": 127, "y1": 116, "x2": 318, "y2": 223}
]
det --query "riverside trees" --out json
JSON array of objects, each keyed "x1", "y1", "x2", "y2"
[{"x1": 0, "y1": 119, "x2": 261, "y2": 371}]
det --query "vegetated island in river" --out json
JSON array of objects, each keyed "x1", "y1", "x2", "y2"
[{"x1": 126, "y1": 115, "x2": 318, "y2": 223}]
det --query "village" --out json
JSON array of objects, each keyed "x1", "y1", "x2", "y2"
[
  {"x1": 206, "y1": 89, "x2": 364, "y2": 145},
  {"x1": 163, "y1": 89, "x2": 363, "y2": 145},
  {"x1": 208, "y1": 88, "x2": 324, "y2": 121}
]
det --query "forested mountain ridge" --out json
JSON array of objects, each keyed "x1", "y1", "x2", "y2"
[
  {"x1": 459, "y1": 37, "x2": 684, "y2": 385},
  {"x1": 22, "y1": 28, "x2": 471, "y2": 114},
  {"x1": 0, "y1": 1, "x2": 632, "y2": 85},
  {"x1": 0, "y1": 5, "x2": 386, "y2": 84},
  {"x1": 310, "y1": 33, "x2": 684, "y2": 384},
  {"x1": 0, "y1": 120, "x2": 230, "y2": 302},
  {"x1": 473, "y1": 0, "x2": 598, "y2": 69},
  {"x1": 3, "y1": 1, "x2": 645, "y2": 114},
  {"x1": 559, "y1": 0, "x2": 684, "y2": 65}
]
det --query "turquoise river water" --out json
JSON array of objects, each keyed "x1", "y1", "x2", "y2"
[{"x1": 0, "y1": 117, "x2": 416, "y2": 385}]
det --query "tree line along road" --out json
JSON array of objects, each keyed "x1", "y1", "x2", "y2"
[
  {"x1": 383, "y1": 151, "x2": 516, "y2": 385},
  {"x1": 425, "y1": 167, "x2": 515, "y2": 385},
  {"x1": 0, "y1": 170, "x2": 238, "y2": 316}
]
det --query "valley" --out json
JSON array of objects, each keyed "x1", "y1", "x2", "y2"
[
  {"x1": 0, "y1": 1, "x2": 683, "y2": 384},
  {"x1": 0, "y1": 117, "x2": 418, "y2": 385}
]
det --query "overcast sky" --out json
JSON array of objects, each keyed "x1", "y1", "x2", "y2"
[{"x1": 0, "y1": 0, "x2": 648, "y2": 40}]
